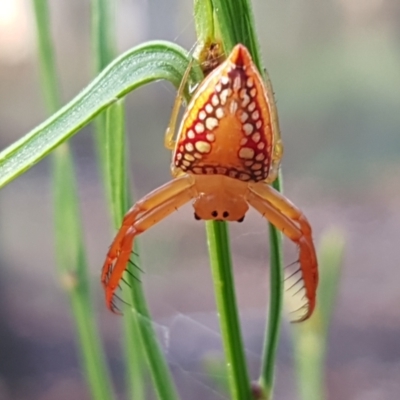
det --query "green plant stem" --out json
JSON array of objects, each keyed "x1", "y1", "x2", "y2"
[
  {"x1": 103, "y1": 102, "x2": 148, "y2": 400},
  {"x1": 122, "y1": 297, "x2": 146, "y2": 400},
  {"x1": 32, "y1": 1, "x2": 114, "y2": 399},
  {"x1": 211, "y1": 0, "x2": 261, "y2": 66},
  {"x1": 194, "y1": 2, "x2": 252, "y2": 399},
  {"x1": 91, "y1": 4, "x2": 179, "y2": 398},
  {"x1": 258, "y1": 174, "x2": 284, "y2": 398},
  {"x1": 103, "y1": 101, "x2": 128, "y2": 227},
  {"x1": 260, "y1": 178, "x2": 284, "y2": 398},
  {"x1": 32, "y1": 0, "x2": 60, "y2": 113},
  {"x1": 293, "y1": 229, "x2": 345, "y2": 400},
  {"x1": 294, "y1": 331, "x2": 325, "y2": 400},
  {"x1": 127, "y1": 274, "x2": 180, "y2": 400},
  {"x1": 211, "y1": 1, "x2": 285, "y2": 398},
  {"x1": 206, "y1": 221, "x2": 252, "y2": 400},
  {"x1": 91, "y1": 0, "x2": 115, "y2": 73},
  {"x1": 194, "y1": 0, "x2": 216, "y2": 44},
  {"x1": 53, "y1": 148, "x2": 114, "y2": 400},
  {"x1": 91, "y1": 0, "x2": 115, "y2": 181}
]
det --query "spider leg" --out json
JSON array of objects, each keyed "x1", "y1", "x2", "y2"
[
  {"x1": 164, "y1": 56, "x2": 195, "y2": 150},
  {"x1": 102, "y1": 175, "x2": 196, "y2": 311},
  {"x1": 246, "y1": 182, "x2": 318, "y2": 322}
]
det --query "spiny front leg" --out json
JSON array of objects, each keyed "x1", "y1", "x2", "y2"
[
  {"x1": 246, "y1": 182, "x2": 318, "y2": 322},
  {"x1": 102, "y1": 175, "x2": 196, "y2": 312}
]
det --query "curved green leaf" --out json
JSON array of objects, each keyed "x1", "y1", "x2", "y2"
[{"x1": 0, "y1": 41, "x2": 203, "y2": 189}]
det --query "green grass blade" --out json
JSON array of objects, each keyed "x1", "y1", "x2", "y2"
[
  {"x1": 103, "y1": 100, "x2": 154, "y2": 400},
  {"x1": 260, "y1": 173, "x2": 284, "y2": 398},
  {"x1": 125, "y1": 269, "x2": 180, "y2": 400},
  {"x1": 32, "y1": 1, "x2": 114, "y2": 399},
  {"x1": 90, "y1": 3, "x2": 146, "y2": 397},
  {"x1": 32, "y1": 0, "x2": 61, "y2": 113},
  {"x1": 90, "y1": 0, "x2": 116, "y2": 179},
  {"x1": 292, "y1": 229, "x2": 345, "y2": 400},
  {"x1": 294, "y1": 229, "x2": 344, "y2": 400},
  {"x1": 103, "y1": 100, "x2": 129, "y2": 231},
  {"x1": 53, "y1": 149, "x2": 114, "y2": 400},
  {"x1": 0, "y1": 41, "x2": 202, "y2": 189},
  {"x1": 211, "y1": 0, "x2": 262, "y2": 69},
  {"x1": 317, "y1": 229, "x2": 345, "y2": 332},
  {"x1": 91, "y1": 0, "x2": 115, "y2": 72},
  {"x1": 194, "y1": 3, "x2": 252, "y2": 399},
  {"x1": 206, "y1": 222, "x2": 252, "y2": 400},
  {"x1": 89, "y1": 2, "x2": 179, "y2": 394},
  {"x1": 95, "y1": 41, "x2": 180, "y2": 400},
  {"x1": 260, "y1": 227, "x2": 283, "y2": 396},
  {"x1": 210, "y1": 1, "x2": 284, "y2": 398},
  {"x1": 194, "y1": 0, "x2": 216, "y2": 45},
  {"x1": 122, "y1": 300, "x2": 146, "y2": 399}
]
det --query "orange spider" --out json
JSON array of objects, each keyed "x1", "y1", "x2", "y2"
[{"x1": 101, "y1": 44, "x2": 318, "y2": 322}]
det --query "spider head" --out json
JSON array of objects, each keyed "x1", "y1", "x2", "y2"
[{"x1": 192, "y1": 191, "x2": 248, "y2": 222}]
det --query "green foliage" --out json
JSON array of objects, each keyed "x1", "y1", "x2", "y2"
[
  {"x1": 293, "y1": 228, "x2": 345, "y2": 400},
  {"x1": 2, "y1": 1, "x2": 345, "y2": 399},
  {"x1": 0, "y1": 42, "x2": 202, "y2": 189},
  {"x1": 32, "y1": 0, "x2": 114, "y2": 398}
]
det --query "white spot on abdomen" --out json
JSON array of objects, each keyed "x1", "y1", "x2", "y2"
[
  {"x1": 195, "y1": 141, "x2": 211, "y2": 153},
  {"x1": 239, "y1": 147, "x2": 255, "y2": 159}
]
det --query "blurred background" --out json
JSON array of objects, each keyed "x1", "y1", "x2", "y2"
[{"x1": 1, "y1": 0, "x2": 400, "y2": 399}]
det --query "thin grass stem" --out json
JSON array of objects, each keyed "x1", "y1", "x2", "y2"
[
  {"x1": 209, "y1": 1, "x2": 285, "y2": 398},
  {"x1": 90, "y1": 1, "x2": 179, "y2": 399},
  {"x1": 32, "y1": 1, "x2": 114, "y2": 398}
]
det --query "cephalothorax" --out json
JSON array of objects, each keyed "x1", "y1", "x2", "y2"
[{"x1": 102, "y1": 44, "x2": 318, "y2": 322}]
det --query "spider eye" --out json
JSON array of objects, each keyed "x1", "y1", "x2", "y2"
[
  {"x1": 194, "y1": 213, "x2": 201, "y2": 220},
  {"x1": 222, "y1": 211, "x2": 229, "y2": 218},
  {"x1": 237, "y1": 216, "x2": 245, "y2": 223},
  {"x1": 211, "y1": 210, "x2": 218, "y2": 218}
]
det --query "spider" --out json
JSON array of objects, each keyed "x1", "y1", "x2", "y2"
[
  {"x1": 194, "y1": 39, "x2": 226, "y2": 76},
  {"x1": 101, "y1": 44, "x2": 318, "y2": 322}
]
